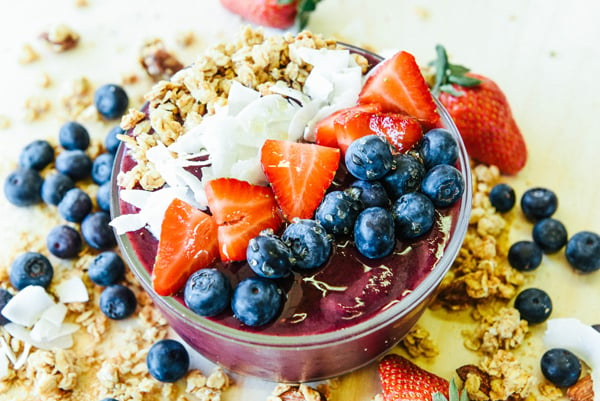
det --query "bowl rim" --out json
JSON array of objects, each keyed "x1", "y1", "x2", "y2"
[{"x1": 110, "y1": 44, "x2": 473, "y2": 350}]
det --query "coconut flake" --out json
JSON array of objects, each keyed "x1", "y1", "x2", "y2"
[
  {"x1": 4, "y1": 323, "x2": 74, "y2": 350},
  {"x1": 227, "y1": 81, "x2": 261, "y2": 115},
  {"x1": 55, "y1": 277, "x2": 88, "y2": 303},
  {"x1": 544, "y1": 318, "x2": 600, "y2": 401},
  {"x1": 39, "y1": 302, "x2": 68, "y2": 326},
  {"x1": 0, "y1": 352, "x2": 8, "y2": 380},
  {"x1": 1, "y1": 286, "x2": 54, "y2": 327}
]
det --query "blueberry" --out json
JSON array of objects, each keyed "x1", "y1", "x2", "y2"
[
  {"x1": 55, "y1": 149, "x2": 92, "y2": 181},
  {"x1": 184, "y1": 268, "x2": 232, "y2": 316},
  {"x1": 92, "y1": 153, "x2": 115, "y2": 185},
  {"x1": 392, "y1": 192, "x2": 435, "y2": 240},
  {"x1": 19, "y1": 139, "x2": 54, "y2": 170},
  {"x1": 94, "y1": 84, "x2": 129, "y2": 120},
  {"x1": 420, "y1": 164, "x2": 465, "y2": 208},
  {"x1": 507, "y1": 240, "x2": 543, "y2": 272},
  {"x1": 41, "y1": 172, "x2": 75, "y2": 206},
  {"x1": 105, "y1": 125, "x2": 123, "y2": 155},
  {"x1": 315, "y1": 190, "x2": 362, "y2": 236},
  {"x1": 514, "y1": 288, "x2": 552, "y2": 324},
  {"x1": 88, "y1": 251, "x2": 125, "y2": 286},
  {"x1": 0, "y1": 289, "x2": 13, "y2": 325},
  {"x1": 146, "y1": 339, "x2": 190, "y2": 382},
  {"x1": 9, "y1": 251, "x2": 54, "y2": 290},
  {"x1": 565, "y1": 231, "x2": 600, "y2": 273},
  {"x1": 417, "y1": 128, "x2": 459, "y2": 169},
  {"x1": 246, "y1": 233, "x2": 294, "y2": 278},
  {"x1": 520, "y1": 187, "x2": 558, "y2": 221},
  {"x1": 532, "y1": 218, "x2": 568, "y2": 254},
  {"x1": 81, "y1": 212, "x2": 117, "y2": 250},
  {"x1": 231, "y1": 277, "x2": 283, "y2": 327},
  {"x1": 345, "y1": 135, "x2": 394, "y2": 180},
  {"x1": 540, "y1": 348, "x2": 581, "y2": 388},
  {"x1": 99, "y1": 284, "x2": 137, "y2": 320},
  {"x1": 354, "y1": 207, "x2": 395, "y2": 259},
  {"x1": 489, "y1": 183, "x2": 516, "y2": 212},
  {"x1": 46, "y1": 225, "x2": 82, "y2": 259},
  {"x1": 58, "y1": 121, "x2": 90, "y2": 150},
  {"x1": 96, "y1": 181, "x2": 111, "y2": 212},
  {"x1": 282, "y1": 219, "x2": 331, "y2": 270},
  {"x1": 381, "y1": 153, "x2": 425, "y2": 200},
  {"x1": 4, "y1": 168, "x2": 43, "y2": 206},
  {"x1": 350, "y1": 180, "x2": 390, "y2": 208},
  {"x1": 58, "y1": 188, "x2": 93, "y2": 223}
]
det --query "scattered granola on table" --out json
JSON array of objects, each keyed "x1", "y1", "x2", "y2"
[{"x1": 40, "y1": 24, "x2": 80, "y2": 52}]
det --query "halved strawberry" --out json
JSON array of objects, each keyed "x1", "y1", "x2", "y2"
[
  {"x1": 205, "y1": 178, "x2": 283, "y2": 262},
  {"x1": 261, "y1": 139, "x2": 340, "y2": 220},
  {"x1": 314, "y1": 103, "x2": 382, "y2": 148},
  {"x1": 335, "y1": 110, "x2": 423, "y2": 155},
  {"x1": 358, "y1": 51, "x2": 440, "y2": 128},
  {"x1": 379, "y1": 354, "x2": 449, "y2": 401},
  {"x1": 152, "y1": 198, "x2": 219, "y2": 296}
]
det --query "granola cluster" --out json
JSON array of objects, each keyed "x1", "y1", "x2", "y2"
[{"x1": 116, "y1": 26, "x2": 368, "y2": 191}]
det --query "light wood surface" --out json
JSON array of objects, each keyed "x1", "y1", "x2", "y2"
[{"x1": 1, "y1": 1, "x2": 599, "y2": 399}]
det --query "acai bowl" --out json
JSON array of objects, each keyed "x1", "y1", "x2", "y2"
[{"x1": 110, "y1": 27, "x2": 472, "y2": 382}]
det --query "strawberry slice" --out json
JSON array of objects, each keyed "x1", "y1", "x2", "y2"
[
  {"x1": 261, "y1": 139, "x2": 340, "y2": 220},
  {"x1": 358, "y1": 51, "x2": 440, "y2": 128},
  {"x1": 314, "y1": 103, "x2": 382, "y2": 148},
  {"x1": 335, "y1": 109, "x2": 423, "y2": 155},
  {"x1": 205, "y1": 178, "x2": 283, "y2": 262},
  {"x1": 379, "y1": 354, "x2": 449, "y2": 401},
  {"x1": 152, "y1": 198, "x2": 219, "y2": 296}
]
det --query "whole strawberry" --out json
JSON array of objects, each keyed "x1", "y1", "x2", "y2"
[
  {"x1": 431, "y1": 45, "x2": 527, "y2": 175},
  {"x1": 219, "y1": 0, "x2": 322, "y2": 30},
  {"x1": 379, "y1": 354, "x2": 449, "y2": 401}
]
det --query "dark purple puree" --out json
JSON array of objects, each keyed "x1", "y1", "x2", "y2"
[{"x1": 118, "y1": 146, "x2": 461, "y2": 336}]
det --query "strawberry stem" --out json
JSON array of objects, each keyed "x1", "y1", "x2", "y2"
[
  {"x1": 431, "y1": 44, "x2": 482, "y2": 98},
  {"x1": 276, "y1": 0, "x2": 323, "y2": 30}
]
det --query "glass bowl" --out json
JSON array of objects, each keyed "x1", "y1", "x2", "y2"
[{"x1": 111, "y1": 44, "x2": 472, "y2": 383}]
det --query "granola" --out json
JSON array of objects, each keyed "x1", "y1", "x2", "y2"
[{"x1": 40, "y1": 24, "x2": 80, "y2": 52}]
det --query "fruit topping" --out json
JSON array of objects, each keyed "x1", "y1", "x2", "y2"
[
  {"x1": 520, "y1": 187, "x2": 558, "y2": 221},
  {"x1": 184, "y1": 268, "x2": 232, "y2": 317},
  {"x1": 146, "y1": 339, "x2": 190, "y2": 383},
  {"x1": 58, "y1": 121, "x2": 90, "y2": 151},
  {"x1": 345, "y1": 134, "x2": 394, "y2": 181},
  {"x1": 354, "y1": 207, "x2": 395, "y2": 259},
  {"x1": 205, "y1": 177, "x2": 283, "y2": 262},
  {"x1": 565, "y1": 231, "x2": 600, "y2": 273},
  {"x1": 514, "y1": 287, "x2": 552, "y2": 324},
  {"x1": 282, "y1": 219, "x2": 331, "y2": 270},
  {"x1": 152, "y1": 198, "x2": 219, "y2": 296},
  {"x1": 532, "y1": 218, "x2": 568, "y2": 254},
  {"x1": 260, "y1": 139, "x2": 340, "y2": 220},
  {"x1": 541, "y1": 348, "x2": 582, "y2": 388},
  {"x1": 9, "y1": 252, "x2": 54, "y2": 290},
  {"x1": 315, "y1": 190, "x2": 363, "y2": 236},
  {"x1": 359, "y1": 51, "x2": 440, "y2": 128},
  {"x1": 246, "y1": 231, "x2": 294, "y2": 278},
  {"x1": 431, "y1": 45, "x2": 527, "y2": 175},
  {"x1": 420, "y1": 164, "x2": 465, "y2": 208},
  {"x1": 350, "y1": 179, "x2": 391, "y2": 209},
  {"x1": 378, "y1": 354, "x2": 450, "y2": 401},
  {"x1": 314, "y1": 103, "x2": 382, "y2": 149},
  {"x1": 381, "y1": 153, "x2": 425, "y2": 200},
  {"x1": 392, "y1": 192, "x2": 436, "y2": 240},
  {"x1": 99, "y1": 284, "x2": 137, "y2": 320},
  {"x1": 231, "y1": 276, "x2": 284, "y2": 327},
  {"x1": 488, "y1": 183, "x2": 516, "y2": 212},
  {"x1": 416, "y1": 128, "x2": 458, "y2": 169},
  {"x1": 87, "y1": 251, "x2": 126, "y2": 287},
  {"x1": 94, "y1": 83, "x2": 129, "y2": 120},
  {"x1": 507, "y1": 240, "x2": 543, "y2": 272}
]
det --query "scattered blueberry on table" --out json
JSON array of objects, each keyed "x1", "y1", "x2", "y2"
[
  {"x1": 94, "y1": 83, "x2": 129, "y2": 120},
  {"x1": 146, "y1": 339, "x2": 190, "y2": 383},
  {"x1": 520, "y1": 187, "x2": 558, "y2": 221},
  {"x1": 4, "y1": 168, "x2": 43, "y2": 206},
  {"x1": 508, "y1": 240, "x2": 543, "y2": 272},
  {"x1": 514, "y1": 287, "x2": 552, "y2": 324},
  {"x1": 88, "y1": 251, "x2": 126, "y2": 286},
  {"x1": 9, "y1": 251, "x2": 54, "y2": 290},
  {"x1": 489, "y1": 183, "x2": 516, "y2": 212},
  {"x1": 58, "y1": 187, "x2": 93, "y2": 223},
  {"x1": 41, "y1": 172, "x2": 75, "y2": 206},
  {"x1": 58, "y1": 121, "x2": 90, "y2": 151},
  {"x1": 99, "y1": 284, "x2": 137, "y2": 320},
  {"x1": 46, "y1": 224, "x2": 82, "y2": 259},
  {"x1": 55, "y1": 149, "x2": 92, "y2": 181},
  {"x1": 18, "y1": 139, "x2": 54, "y2": 170},
  {"x1": 532, "y1": 217, "x2": 568, "y2": 254},
  {"x1": 540, "y1": 348, "x2": 582, "y2": 387}
]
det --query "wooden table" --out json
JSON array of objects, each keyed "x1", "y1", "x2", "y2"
[{"x1": 1, "y1": 0, "x2": 599, "y2": 399}]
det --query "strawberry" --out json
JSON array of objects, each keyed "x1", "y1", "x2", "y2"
[
  {"x1": 379, "y1": 354, "x2": 449, "y2": 401},
  {"x1": 219, "y1": 0, "x2": 322, "y2": 30},
  {"x1": 152, "y1": 198, "x2": 219, "y2": 296},
  {"x1": 358, "y1": 51, "x2": 440, "y2": 128},
  {"x1": 431, "y1": 45, "x2": 527, "y2": 175},
  {"x1": 205, "y1": 178, "x2": 283, "y2": 262},
  {"x1": 314, "y1": 103, "x2": 381, "y2": 148},
  {"x1": 335, "y1": 109, "x2": 423, "y2": 155},
  {"x1": 261, "y1": 139, "x2": 340, "y2": 220}
]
